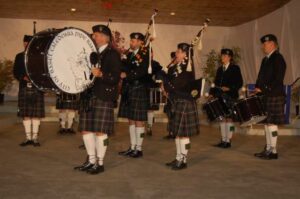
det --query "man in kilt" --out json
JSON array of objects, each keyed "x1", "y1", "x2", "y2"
[
  {"x1": 162, "y1": 43, "x2": 200, "y2": 170},
  {"x1": 56, "y1": 92, "x2": 79, "y2": 134},
  {"x1": 211, "y1": 48, "x2": 243, "y2": 148},
  {"x1": 118, "y1": 33, "x2": 150, "y2": 158},
  {"x1": 13, "y1": 35, "x2": 45, "y2": 147},
  {"x1": 74, "y1": 25, "x2": 121, "y2": 174},
  {"x1": 254, "y1": 34, "x2": 286, "y2": 160}
]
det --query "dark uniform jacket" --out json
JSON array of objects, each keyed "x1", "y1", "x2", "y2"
[
  {"x1": 13, "y1": 52, "x2": 28, "y2": 89},
  {"x1": 92, "y1": 46, "x2": 122, "y2": 101},
  {"x1": 145, "y1": 60, "x2": 163, "y2": 88},
  {"x1": 163, "y1": 62, "x2": 195, "y2": 100},
  {"x1": 213, "y1": 63, "x2": 243, "y2": 99},
  {"x1": 123, "y1": 46, "x2": 150, "y2": 86},
  {"x1": 255, "y1": 50, "x2": 286, "y2": 97}
]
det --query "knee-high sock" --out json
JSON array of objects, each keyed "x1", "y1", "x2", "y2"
[
  {"x1": 147, "y1": 111, "x2": 154, "y2": 128},
  {"x1": 136, "y1": 127, "x2": 145, "y2": 151},
  {"x1": 175, "y1": 137, "x2": 182, "y2": 161},
  {"x1": 67, "y1": 110, "x2": 76, "y2": 129},
  {"x1": 23, "y1": 119, "x2": 32, "y2": 140},
  {"x1": 226, "y1": 122, "x2": 235, "y2": 142},
  {"x1": 129, "y1": 125, "x2": 136, "y2": 150},
  {"x1": 220, "y1": 122, "x2": 226, "y2": 142},
  {"x1": 82, "y1": 133, "x2": 96, "y2": 164},
  {"x1": 264, "y1": 125, "x2": 271, "y2": 150},
  {"x1": 95, "y1": 134, "x2": 108, "y2": 166},
  {"x1": 32, "y1": 119, "x2": 40, "y2": 140},
  {"x1": 268, "y1": 125, "x2": 278, "y2": 153},
  {"x1": 59, "y1": 111, "x2": 67, "y2": 129},
  {"x1": 179, "y1": 138, "x2": 190, "y2": 163}
]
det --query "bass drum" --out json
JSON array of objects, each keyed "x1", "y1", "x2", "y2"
[{"x1": 25, "y1": 28, "x2": 97, "y2": 94}]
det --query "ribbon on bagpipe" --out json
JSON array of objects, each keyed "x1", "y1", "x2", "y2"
[
  {"x1": 144, "y1": 9, "x2": 158, "y2": 74},
  {"x1": 189, "y1": 18, "x2": 211, "y2": 97}
]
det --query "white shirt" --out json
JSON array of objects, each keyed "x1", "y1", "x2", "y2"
[
  {"x1": 223, "y1": 62, "x2": 230, "y2": 71},
  {"x1": 267, "y1": 49, "x2": 276, "y2": 58},
  {"x1": 132, "y1": 48, "x2": 139, "y2": 55},
  {"x1": 98, "y1": 44, "x2": 108, "y2": 53}
]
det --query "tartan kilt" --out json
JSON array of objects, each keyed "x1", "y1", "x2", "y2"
[
  {"x1": 17, "y1": 87, "x2": 45, "y2": 118},
  {"x1": 56, "y1": 94, "x2": 79, "y2": 110},
  {"x1": 78, "y1": 98, "x2": 114, "y2": 135},
  {"x1": 118, "y1": 85, "x2": 149, "y2": 121},
  {"x1": 118, "y1": 94, "x2": 129, "y2": 119},
  {"x1": 169, "y1": 98, "x2": 200, "y2": 137},
  {"x1": 164, "y1": 98, "x2": 173, "y2": 132},
  {"x1": 264, "y1": 95, "x2": 285, "y2": 124}
]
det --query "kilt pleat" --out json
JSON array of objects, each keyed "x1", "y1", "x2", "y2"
[
  {"x1": 78, "y1": 98, "x2": 114, "y2": 135},
  {"x1": 17, "y1": 87, "x2": 45, "y2": 118},
  {"x1": 118, "y1": 85, "x2": 149, "y2": 121},
  {"x1": 169, "y1": 98, "x2": 199, "y2": 137},
  {"x1": 265, "y1": 96, "x2": 285, "y2": 124},
  {"x1": 56, "y1": 94, "x2": 79, "y2": 110}
]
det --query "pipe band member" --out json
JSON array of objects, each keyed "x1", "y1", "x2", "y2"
[
  {"x1": 118, "y1": 33, "x2": 150, "y2": 158},
  {"x1": 74, "y1": 24, "x2": 121, "y2": 174},
  {"x1": 164, "y1": 43, "x2": 200, "y2": 170},
  {"x1": 13, "y1": 35, "x2": 45, "y2": 147},
  {"x1": 211, "y1": 48, "x2": 243, "y2": 148},
  {"x1": 254, "y1": 34, "x2": 286, "y2": 160}
]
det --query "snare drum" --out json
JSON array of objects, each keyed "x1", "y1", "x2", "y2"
[
  {"x1": 232, "y1": 95, "x2": 266, "y2": 126},
  {"x1": 203, "y1": 97, "x2": 231, "y2": 122},
  {"x1": 149, "y1": 87, "x2": 167, "y2": 110},
  {"x1": 25, "y1": 28, "x2": 97, "y2": 94}
]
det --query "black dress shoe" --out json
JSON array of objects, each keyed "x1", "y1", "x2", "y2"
[
  {"x1": 171, "y1": 160, "x2": 187, "y2": 170},
  {"x1": 129, "y1": 150, "x2": 143, "y2": 158},
  {"x1": 254, "y1": 149, "x2": 268, "y2": 158},
  {"x1": 118, "y1": 147, "x2": 134, "y2": 156},
  {"x1": 32, "y1": 139, "x2": 41, "y2": 147},
  {"x1": 66, "y1": 128, "x2": 76, "y2": 134},
  {"x1": 86, "y1": 164, "x2": 104, "y2": 175},
  {"x1": 222, "y1": 142, "x2": 231, "y2": 148},
  {"x1": 58, "y1": 128, "x2": 66, "y2": 134},
  {"x1": 213, "y1": 141, "x2": 225, "y2": 148},
  {"x1": 19, "y1": 139, "x2": 33, "y2": 147},
  {"x1": 74, "y1": 161, "x2": 95, "y2": 171},
  {"x1": 165, "y1": 159, "x2": 177, "y2": 167},
  {"x1": 260, "y1": 151, "x2": 278, "y2": 160}
]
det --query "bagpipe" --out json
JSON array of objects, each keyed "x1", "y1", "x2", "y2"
[
  {"x1": 118, "y1": 9, "x2": 159, "y2": 97},
  {"x1": 157, "y1": 18, "x2": 211, "y2": 100}
]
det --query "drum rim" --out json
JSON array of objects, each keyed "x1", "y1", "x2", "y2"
[{"x1": 25, "y1": 27, "x2": 97, "y2": 94}]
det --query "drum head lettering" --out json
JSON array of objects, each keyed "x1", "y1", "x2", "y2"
[{"x1": 47, "y1": 28, "x2": 96, "y2": 94}]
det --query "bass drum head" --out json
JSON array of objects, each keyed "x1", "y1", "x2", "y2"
[{"x1": 47, "y1": 28, "x2": 97, "y2": 94}]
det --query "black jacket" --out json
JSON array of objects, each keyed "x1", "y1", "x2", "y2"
[
  {"x1": 92, "y1": 46, "x2": 122, "y2": 101},
  {"x1": 163, "y1": 62, "x2": 195, "y2": 100},
  {"x1": 213, "y1": 63, "x2": 243, "y2": 99},
  {"x1": 145, "y1": 60, "x2": 163, "y2": 88},
  {"x1": 255, "y1": 50, "x2": 286, "y2": 97},
  {"x1": 13, "y1": 52, "x2": 28, "y2": 89},
  {"x1": 123, "y1": 46, "x2": 150, "y2": 86}
]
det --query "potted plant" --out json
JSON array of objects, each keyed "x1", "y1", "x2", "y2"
[{"x1": 0, "y1": 59, "x2": 14, "y2": 104}]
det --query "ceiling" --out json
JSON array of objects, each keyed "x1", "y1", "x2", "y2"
[{"x1": 0, "y1": 0, "x2": 291, "y2": 26}]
